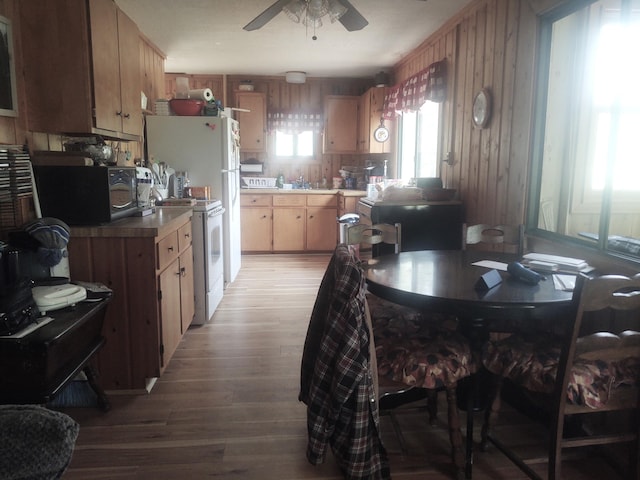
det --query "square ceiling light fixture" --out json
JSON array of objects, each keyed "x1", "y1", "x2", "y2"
[{"x1": 285, "y1": 71, "x2": 307, "y2": 84}]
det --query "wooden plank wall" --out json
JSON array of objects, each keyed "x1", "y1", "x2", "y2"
[{"x1": 394, "y1": 0, "x2": 537, "y2": 227}]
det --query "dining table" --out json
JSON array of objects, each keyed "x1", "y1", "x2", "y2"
[{"x1": 364, "y1": 249, "x2": 577, "y2": 479}]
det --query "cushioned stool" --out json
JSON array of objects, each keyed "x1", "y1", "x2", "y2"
[{"x1": 0, "y1": 404, "x2": 79, "y2": 479}]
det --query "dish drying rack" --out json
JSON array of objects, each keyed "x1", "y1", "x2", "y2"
[{"x1": 242, "y1": 177, "x2": 277, "y2": 188}]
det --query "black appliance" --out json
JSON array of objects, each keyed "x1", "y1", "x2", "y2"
[
  {"x1": 33, "y1": 165, "x2": 138, "y2": 225},
  {"x1": 357, "y1": 198, "x2": 464, "y2": 256}
]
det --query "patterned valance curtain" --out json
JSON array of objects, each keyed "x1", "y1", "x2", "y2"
[
  {"x1": 383, "y1": 59, "x2": 447, "y2": 119},
  {"x1": 267, "y1": 110, "x2": 323, "y2": 134}
]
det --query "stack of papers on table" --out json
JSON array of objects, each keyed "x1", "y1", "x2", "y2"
[{"x1": 522, "y1": 253, "x2": 594, "y2": 274}]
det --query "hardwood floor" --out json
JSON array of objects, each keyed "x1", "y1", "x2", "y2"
[{"x1": 59, "y1": 254, "x2": 624, "y2": 479}]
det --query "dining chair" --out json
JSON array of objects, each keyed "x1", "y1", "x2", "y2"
[
  {"x1": 345, "y1": 222, "x2": 403, "y2": 254},
  {"x1": 299, "y1": 244, "x2": 391, "y2": 479},
  {"x1": 463, "y1": 223, "x2": 525, "y2": 256},
  {"x1": 481, "y1": 273, "x2": 640, "y2": 480},
  {"x1": 342, "y1": 224, "x2": 472, "y2": 478},
  {"x1": 344, "y1": 222, "x2": 430, "y2": 442}
]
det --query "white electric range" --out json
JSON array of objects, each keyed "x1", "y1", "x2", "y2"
[{"x1": 191, "y1": 200, "x2": 225, "y2": 325}]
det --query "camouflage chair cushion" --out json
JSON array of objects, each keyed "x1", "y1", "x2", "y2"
[{"x1": 482, "y1": 333, "x2": 640, "y2": 409}]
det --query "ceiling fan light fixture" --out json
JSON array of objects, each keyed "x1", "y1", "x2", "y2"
[
  {"x1": 285, "y1": 71, "x2": 307, "y2": 84},
  {"x1": 283, "y1": 0, "x2": 305, "y2": 23},
  {"x1": 307, "y1": 0, "x2": 329, "y2": 18},
  {"x1": 327, "y1": 0, "x2": 347, "y2": 22},
  {"x1": 302, "y1": 14, "x2": 323, "y2": 29}
]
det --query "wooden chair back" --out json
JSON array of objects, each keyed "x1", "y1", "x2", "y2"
[
  {"x1": 551, "y1": 273, "x2": 640, "y2": 479},
  {"x1": 463, "y1": 223, "x2": 524, "y2": 255},
  {"x1": 345, "y1": 223, "x2": 402, "y2": 254}
]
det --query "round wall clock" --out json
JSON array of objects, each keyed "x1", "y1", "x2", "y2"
[
  {"x1": 472, "y1": 88, "x2": 491, "y2": 128},
  {"x1": 373, "y1": 121, "x2": 389, "y2": 143}
]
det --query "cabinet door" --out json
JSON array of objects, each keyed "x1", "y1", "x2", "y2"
[
  {"x1": 90, "y1": 0, "x2": 122, "y2": 134},
  {"x1": 241, "y1": 208, "x2": 272, "y2": 252},
  {"x1": 20, "y1": 0, "x2": 94, "y2": 134},
  {"x1": 179, "y1": 245, "x2": 195, "y2": 332},
  {"x1": 358, "y1": 92, "x2": 372, "y2": 153},
  {"x1": 307, "y1": 207, "x2": 338, "y2": 251},
  {"x1": 273, "y1": 208, "x2": 305, "y2": 251},
  {"x1": 116, "y1": 8, "x2": 143, "y2": 136},
  {"x1": 237, "y1": 93, "x2": 267, "y2": 152},
  {"x1": 324, "y1": 96, "x2": 359, "y2": 153},
  {"x1": 90, "y1": 0, "x2": 141, "y2": 136},
  {"x1": 159, "y1": 257, "x2": 182, "y2": 368}
]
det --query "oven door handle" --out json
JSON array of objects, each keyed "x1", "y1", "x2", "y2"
[{"x1": 208, "y1": 208, "x2": 225, "y2": 218}]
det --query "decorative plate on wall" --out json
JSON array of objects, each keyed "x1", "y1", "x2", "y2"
[{"x1": 373, "y1": 121, "x2": 390, "y2": 142}]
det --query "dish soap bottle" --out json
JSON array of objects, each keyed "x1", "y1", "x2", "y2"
[{"x1": 276, "y1": 173, "x2": 285, "y2": 189}]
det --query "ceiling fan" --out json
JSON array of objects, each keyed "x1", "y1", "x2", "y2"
[{"x1": 243, "y1": 0, "x2": 369, "y2": 32}]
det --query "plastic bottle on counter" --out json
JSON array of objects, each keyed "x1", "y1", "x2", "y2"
[{"x1": 276, "y1": 173, "x2": 285, "y2": 189}]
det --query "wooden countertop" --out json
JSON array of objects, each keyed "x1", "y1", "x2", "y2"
[
  {"x1": 70, "y1": 208, "x2": 192, "y2": 239},
  {"x1": 240, "y1": 188, "x2": 366, "y2": 196}
]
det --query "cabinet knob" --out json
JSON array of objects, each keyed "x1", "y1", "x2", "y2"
[
  {"x1": 124, "y1": 113, "x2": 131, "y2": 119},
  {"x1": 184, "y1": 233, "x2": 190, "y2": 238},
  {"x1": 168, "y1": 246, "x2": 174, "y2": 252},
  {"x1": 261, "y1": 215, "x2": 267, "y2": 219},
  {"x1": 180, "y1": 267, "x2": 186, "y2": 277},
  {"x1": 116, "y1": 111, "x2": 122, "y2": 116}
]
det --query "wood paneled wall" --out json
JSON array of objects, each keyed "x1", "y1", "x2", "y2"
[{"x1": 394, "y1": 0, "x2": 538, "y2": 227}]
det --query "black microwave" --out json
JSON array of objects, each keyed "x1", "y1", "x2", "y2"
[{"x1": 33, "y1": 165, "x2": 138, "y2": 225}]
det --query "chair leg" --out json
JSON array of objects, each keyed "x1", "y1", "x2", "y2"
[
  {"x1": 445, "y1": 385, "x2": 466, "y2": 480},
  {"x1": 427, "y1": 389, "x2": 438, "y2": 426},
  {"x1": 480, "y1": 373, "x2": 504, "y2": 452},
  {"x1": 388, "y1": 411, "x2": 409, "y2": 455}
]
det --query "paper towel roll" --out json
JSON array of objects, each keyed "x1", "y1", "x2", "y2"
[{"x1": 188, "y1": 88, "x2": 214, "y2": 102}]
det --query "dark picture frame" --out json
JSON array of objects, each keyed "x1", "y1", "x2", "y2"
[{"x1": 0, "y1": 15, "x2": 18, "y2": 117}]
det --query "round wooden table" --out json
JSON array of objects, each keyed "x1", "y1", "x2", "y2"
[{"x1": 364, "y1": 249, "x2": 576, "y2": 479}]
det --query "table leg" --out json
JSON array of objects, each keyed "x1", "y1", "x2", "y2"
[
  {"x1": 461, "y1": 317, "x2": 490, "y2": 479},
  {"x1": 83, "y1": 364, "x2": 110, "y2": 412}
]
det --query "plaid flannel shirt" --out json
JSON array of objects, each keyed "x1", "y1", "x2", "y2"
[{"x1": 299, "y1": 245, "x2": 390, "y2": 479}]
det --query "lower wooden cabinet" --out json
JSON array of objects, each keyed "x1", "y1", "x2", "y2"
[
  {"x1": 241, "y1": 207, "x2": 273, "y2": 251},
  {"x1": 68, "y1": 211, "x2": 194, "y2": 391},
  {"x1": 307, "y1": 207, "x2": 339, "y2": 251},
  {"x1": 273, "y1": 208, "x2": 305, "y2": 251},
  {"x1": 159, "y1": 245, "x2": 194, "y2": 367},
  {"x1": 241, "y1": 193, "x2": 340, "y2": 253}
]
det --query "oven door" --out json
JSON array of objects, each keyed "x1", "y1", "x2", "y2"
[{"x1": 198, "y1": 206, "x2": 225, "y2": 324}]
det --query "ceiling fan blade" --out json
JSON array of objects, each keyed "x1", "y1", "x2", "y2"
[
  {"x1": 337, "y1": 0, "x2": 369, "y2": 31},
  {"x1": 243, "y1": 0, "x2": 290, "y2": 31}
]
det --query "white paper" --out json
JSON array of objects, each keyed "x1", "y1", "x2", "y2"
[
  {"x1": 553, "y1": 274, "x2": 577, "y2": 291},
  {"x1": 472, "y1": 260, "x2": 508, "y2": 271}
]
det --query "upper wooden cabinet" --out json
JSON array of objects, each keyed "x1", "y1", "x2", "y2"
[
  {"x1": 236, "y1": 92, "x2": 266, "y2": 152},
  {"x1": 20, "y1": 0, "x2": 142, "y2": 140},
  {"x1": 358, "y1": 87, "x2": 392, "y2": 154},
  {"x1": 323, "y1": 95, "x2": 359, "y2": 153}
]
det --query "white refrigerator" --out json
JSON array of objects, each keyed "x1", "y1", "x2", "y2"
[{"x1": 146, "y1": 115, "x2": 241, "y2": 286}]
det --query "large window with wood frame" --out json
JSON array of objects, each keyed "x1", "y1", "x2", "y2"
[{"x1": 529, "y1": 0, "x2": 640, "y2": 259}]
